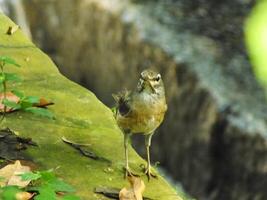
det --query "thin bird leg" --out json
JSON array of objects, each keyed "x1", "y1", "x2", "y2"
[
  {"x1": 145, "y1": 133, "x2": 157, "y2": 180},
  {"x1": 124, "y1": 132, "x2": 137, "y2": 178},
  {"x1": 124, "y1": 133, "x2": 130, "y2": 177}
]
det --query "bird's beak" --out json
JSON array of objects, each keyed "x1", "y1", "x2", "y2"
[
  {"x1": 148, "y1": 80, "x2": 156, "y2": 93},
  {"x1": 139, "y1": 78, "x2": 156, "y2": 93}
]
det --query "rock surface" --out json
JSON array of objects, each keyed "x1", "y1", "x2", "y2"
[
  {"x1": 17, "y1": 0, "x2": 267, "y2": 199},
  {"x1": 0, "y1": 14, "x2": 183, "y2": 200}
]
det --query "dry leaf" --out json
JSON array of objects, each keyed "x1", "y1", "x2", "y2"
[
  {"x1": 119, "y1": 176, "x2": 145, "y2": 200},
  {"x1": 6, "y1": 25, "x2": 19, "y2": 35},
  {"x1": 0, "y1": 160, "x2": 31, "y2": 188},
  {"x1": 94, "y1": 187, "x2": 152, "y2": 200},
  {"x1": 15, "y1": 192, "x2": 34, "y2": 200},
  {"x1": 0, "y1": 92, "x2": 20, "y2": 112},
  {"x1": 120, "y1": 187, "x2": 135, "y2": 200},
  {"x1": 36, "y1": 97, "x2": 54, "y2": 107}
]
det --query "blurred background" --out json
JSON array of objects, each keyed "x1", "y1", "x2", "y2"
[{"x1": 1, "y1": 0, "x2": 267, "y2": 199}]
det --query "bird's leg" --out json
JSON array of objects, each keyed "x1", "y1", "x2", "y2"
[
  {"x1": 124, "y1": 132, "x2": 137, "y2": 178},
  {"x1": 124, "y1": 132, "x2": 130, "y2": 177},
  {"x1": 145, "y1": 133, "x2": 157, "y2": 180}
]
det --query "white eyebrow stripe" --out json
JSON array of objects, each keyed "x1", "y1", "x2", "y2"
[{"x1": 141, "y1": 71, "x2": 146, "y2": 78}]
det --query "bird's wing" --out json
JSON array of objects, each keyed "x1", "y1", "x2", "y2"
[{"x1": 112, "y1": 90, "x2": 132, "y2": 117}]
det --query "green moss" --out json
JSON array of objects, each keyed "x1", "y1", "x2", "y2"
[{"x1": 0, "y1": 14, "x2": 183, "y2": 200}]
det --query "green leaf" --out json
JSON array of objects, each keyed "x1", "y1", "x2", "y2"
[
  {"x1": 4, "y1": 73, "x2": 21, "y2": 82},
  {"x1": 0, "y1": 186, "x2": 21, "y2": 200},
  {"x1": 0, "y1": 56, "x2": 20, "y2": 67},
  {"x1": 20, "y1": 101, "x2": 33, "y2": 109},
  {"x1": 61, "y1": 195, "x2": 81, "y2": 200},
  {"x1": 34, "y1": 185, "x2": 56, "y2": 200},
  {"x1": 28, "y1": 171, "x2": 75, "y2": 199},
  {"x1": 24, "y1": 171, "x2": 80, "y2": 200},
  {"x1": 2, "y1": 99, "x2": 21, "y2": 110},
  {"x1": 24, "y1": 96, "x2": 40, "y2": 104},
  {"x1": 19, "y1": 95, "x2": 41, "y2": 109},
  {"x1": 0, "y1": 74, "x2": 5, "y2": 84},
  {"x1": 11, "y1": 90, "x2": 24, "y2": 99},
  {"x1": 24, "y1": 107, "x2": 54, "y2": 119},
  {"x1": 39, "y1": 170, "x2": 56, "y2": 182},
  {"x1": 20, "y1": 171, "x2": 41, "y2": 181},
  {"x1": 37, "y1": 171, "x2": 75, "y2": 193}
]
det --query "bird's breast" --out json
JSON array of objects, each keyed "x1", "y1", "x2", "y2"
[{"x1": 117, "y1": 93, "x2": 167, "y2": 134}]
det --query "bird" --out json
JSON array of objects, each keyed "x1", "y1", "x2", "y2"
[{"x1": 113, "y1": 69, "x2": 167, "y2": 180}]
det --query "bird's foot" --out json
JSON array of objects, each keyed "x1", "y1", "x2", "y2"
[
  {"x1": 144, "y1": 167, "x2": 157, "y2": 181},
  {"x1": 124, "y1": 167, "x2": 139, "y2": 178}
]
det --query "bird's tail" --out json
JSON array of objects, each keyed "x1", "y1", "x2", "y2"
[
  {"x1": 112, "y1": 89, "x2": 131, "y2": 117},
  {"x1": 112, "y1": 89, "x2": 130, "y2": 104}
]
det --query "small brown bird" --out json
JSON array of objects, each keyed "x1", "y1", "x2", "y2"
[{"x1": 113, "y1": 69, "x2": 167, "y2": 179}]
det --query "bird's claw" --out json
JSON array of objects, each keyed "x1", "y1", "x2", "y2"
[
  {"x1": 124, "y1": 167, "x2": 139, "y2": 178},
  {"x1": 145, "y1": 167, "x2": 157, "y2": 181}
]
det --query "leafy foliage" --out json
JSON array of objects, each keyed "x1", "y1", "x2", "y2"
[
  {"x1": 0, "y1": 56, "x2": 21, "y2": 119},
  {"x1": 23, "y1": 170, "x2": 78, "y2": 200},
  {"x1": 0, "y1": 56, "x2": 54, "y2": 119},
  {"x1": 2, "y1": 91, "x2": 54, "y2": 119},
  {"x1": 3, "y1": 73, "x2": 22, "y2": 83},
  {"x1": 11, "y1": 90, "x2": 24, "y2": 99},
  {"x1": 0, "y1": 186, "x2": 22, "y2": 200},
  {"x1": 2, "y1": 99, "x2": 21, "y2": 110},
  {"x1": 25, "y1": 107, "x2": 54, "y2": 119},
  {"x1": 0, "y1": 56, "x2": 20, "y2": 68},
  {"x1": 0, "y1": 170, "x2": 80, "y2": 200},
  {"x1": 20, "y1": 172, "x2": 41, "y2": 182}
]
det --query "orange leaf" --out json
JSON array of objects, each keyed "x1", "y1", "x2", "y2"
[{"x1": 35, "y1": 97, "x2": 54, "y2": 107}]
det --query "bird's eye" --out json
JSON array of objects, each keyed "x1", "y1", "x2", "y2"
[{"x1": 155, "y1": 74, "x2": 161, "y2": 81}]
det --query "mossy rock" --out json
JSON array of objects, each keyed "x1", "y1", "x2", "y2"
[{"x1": 0, "y1": 14, "x2": 184, "y2": 200}]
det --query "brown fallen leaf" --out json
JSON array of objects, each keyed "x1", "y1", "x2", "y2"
[
  {"x1": 6, "y1": 25, "x2": 20, "y2": 35},
  {"x1": 36, "y1": 97, "x2": 54, "y2": 107},
  {"x1": 0, "y1": 92, "x2": 20, "y2": 112},
  {"x1": 0, "y1": 160, "x2": 31, "y2": 188},
  {"x1": 15, "y1": 192, "x2": 34, "y2": 200},
  {"x1": 119, "y1": 176, "x2": 145, "y2": 200}
]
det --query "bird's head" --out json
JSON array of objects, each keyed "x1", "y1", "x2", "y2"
[{"x1": 136, "y1": 69, "x2": 165, "y2": 95}]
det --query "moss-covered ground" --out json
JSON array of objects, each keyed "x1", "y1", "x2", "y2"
[{"x1": 0, "y1": 14, "x2": 184, "y2": 200}]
